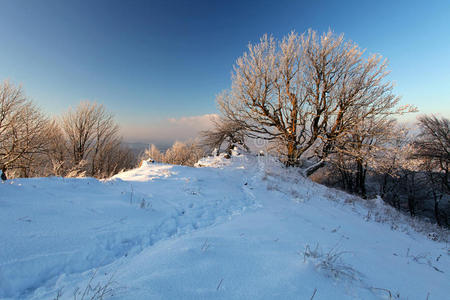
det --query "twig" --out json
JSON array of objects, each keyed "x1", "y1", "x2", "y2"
[
  {"x1": 216, "y1": 278, "x2": 223, "y2": 291},
  {"x1": 201, "y1": 239, "x2": 210, "y2": 252},
  {"x1": 371, "y1": 287, "x2": 394, "y2": 299},
  {"x1": 130, "y1": 184, "x2": 134, "y2": 204},
  {"x1": 53, "y1": 288, "x2": 63, "y2": 300}
]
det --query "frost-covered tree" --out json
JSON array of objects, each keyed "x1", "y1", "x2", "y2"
[
  {"x1": 43, "y1": 120, "x2": 69, "y2": 176},
  {"x1": 0, "y1": 81, "x2": 49, "y2": 178},
  {"x1": 61, "y1": 101, "x2": 133, "y2": 177},
  {"x1": 374, "y1": 137, "x2": 424, "y2": 216},
  {"x1": 370, "y1": 126, "x2": 412, "y2": 198},
  {"x1": 329, "y1": 116, "x2": 399, "y2": 197},
  {"x1": 218, "y1": 29, "x2": 415, "y2": 167},
  {"x1": 413, "y1": 115, "x2": 450, "y2": 225},
  {"x1": 62, "y1": 102, "x2": 99, "y2": 167},
  {"x1": 96, "y1": 144, "x2": 136, "y2": 178},
  {"x1": 163, "y1": 141, "x2": 204, "y2": 166},
  {"x1": 90, "y1": 108, "x2": 120, "y2": 177},
  {"x1": 414, "y1": 115, "x2": 449, "y2": 193},
  {"x1": 143, "y1": 144, "x2": 163, "y2": 162},
  {"x1": 0, "y1": 83, "x2": 135, "y2": 179},
  {"x1": 201, "y1": 117, "x2": 248, "y2": 155}
]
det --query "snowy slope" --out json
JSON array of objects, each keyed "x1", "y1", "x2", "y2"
[{"x1": 0, "y1": 155, "x2": 448, "y2": 299}]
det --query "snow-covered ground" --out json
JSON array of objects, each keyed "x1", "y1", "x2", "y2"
[{"x1": 0, "y1": 154, "x2": 448, "y2": 299}]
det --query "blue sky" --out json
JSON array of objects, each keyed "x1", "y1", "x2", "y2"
[{"x1": 0, "y1": 0, "x2": 449, "y2": 142}]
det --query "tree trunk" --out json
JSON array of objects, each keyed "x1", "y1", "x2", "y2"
[
  {"x1": 1, "y1": 167, "x2": 7, "y2": 181},
  {"x1": 380, "y1": 173, "x2": 389, "y2": 198},
  {"x1": 303, "y1": 160, "x2": 325, "y2": 177},
  {"x1": 286, "y1": 138, "x2": 298, "y2": 166},
  {"x1": 407, "y1": 173, "x2": 416, "y2": 217},
  {"x1": 355, "y1": 159, "x2": 367, "y2": 198},
  {"x1": 433, "y1": 191, "x2": 442, "y2": 227}
]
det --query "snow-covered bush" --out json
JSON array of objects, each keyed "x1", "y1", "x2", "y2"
[
  {"x1": 142, "y1": 144, "x2": 163, "y2": 163},
  {"x1": 141, "y1": 141, "x2": 205, "y2": 167},
  {"x1": 53, "y1": 270, "x2": 117, "y2": 300}
]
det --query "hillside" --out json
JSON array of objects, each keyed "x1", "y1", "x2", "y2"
[{"x1": 0, "y1": 154, "x2": 448, "y2": 299}]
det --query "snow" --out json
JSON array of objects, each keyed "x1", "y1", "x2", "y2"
[{"x1": 0, "y1": 154, "x2": 449, "y2": 299}]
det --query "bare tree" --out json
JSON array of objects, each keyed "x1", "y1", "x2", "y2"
[
  {"x1": 91, "y1": 108, "x2": 120, "y2": 177},
  {"x1": 12, "y1": 115, "x2": 57, "y2": 178},
  {"x1": 329, "y1": 117, "x2": 397, "y2": 197},
  {"x1": 218, "y1": 29, "x2": 415, "y2": 167},
  {"x1": 414, "y1": 115, "x2": 449, "y2": 193},
  {"x1": 96, "y1": 143, "x2": 136, "y2": 178},
  {"x1": 413, "y1": 115, "x2": 450, "y2": 225},
  {"x1": 370, "y1": 126, "x2": 412, "y2": 199},
  {"x1": 61, "y1": 101, "x2": 127, "y2": 177},
  {"x1": 0, "y1": 81, "x2": 49, "y2": 178},
  {"x1": 0, "y1": 84, "x2": 135, "y2": 179},
  {"x1": 62, "y1": 102, "x2": 98, "y2": 168},
  {"x1": 43, "y1": 120, "x2": 68, "y2": 176}
]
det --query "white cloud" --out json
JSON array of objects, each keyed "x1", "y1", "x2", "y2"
[{"x1": 121, "y1": 114, "x2": 219, "y2": 145}]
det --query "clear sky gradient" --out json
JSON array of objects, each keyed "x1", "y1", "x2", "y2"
[{"x1": 0, "y1": 0, "x2": 449, "y2": 142}]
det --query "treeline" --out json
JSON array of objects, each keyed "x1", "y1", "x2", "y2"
[
  {"x1": 0, "y1": 81, "x2": 137, "y2": 179},
  {"x1": 201, "y1": 29, "x2": 449, "y2": 226},
  {"x1": 313, "y1": 116, "x2": 449, "y2": 227}
]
